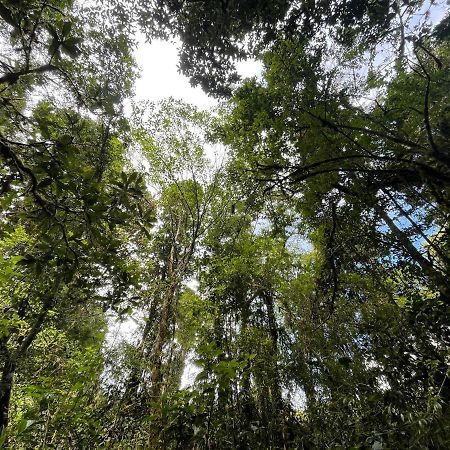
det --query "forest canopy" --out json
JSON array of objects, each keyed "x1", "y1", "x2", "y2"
[{"x1": 0, "y1": 0, "x2": 449, "y2": 448}]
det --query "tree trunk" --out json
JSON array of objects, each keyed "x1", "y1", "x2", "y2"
[
  {"x1": 0, "y1": 358, "x2": 16, "y2": 433},
  {"x1": 149, "y1": 282, "x2": 178, "y2": 400},
  {"x1": 262, "y1": 291, "x2": 283, "y2": 409},
  {"x1": 261, "y1": 290, "x2": 287, "y2": 447}
]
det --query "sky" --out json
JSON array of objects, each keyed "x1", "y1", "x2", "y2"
[
  {"x1": 133, "y1": 36, "x2": 216, "y2": 110},
  {"x1": 132, "y1": 34, "x2": 262, "y2": 110}
]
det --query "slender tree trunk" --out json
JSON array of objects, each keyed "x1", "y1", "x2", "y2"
[
  {"x1": 261, "y1": 290, "x2": 287, "y2": 447},
  {"x1": 379, "y1": 208, "x2": 431, "y2": 273},
  {"x1": 148, "y1": 212, "x2": 199, "y2": 401},
  {"x1": 149, "y1": 282, "x2": 178, "y2": 400},
  {"x1": 395, "y1": 0, "x2": 406, "y2": 70},
  {"x1": 262, "y1": 291, "x2": 283, "y2": 409},
  {"x1": 378, "y1": 207, "x2": 448, "y2": 289},
  {"x1": 0, "y1": 358, "x2": 16, "y2": 433},
  {"x1": 240, "y1": 296, "x2": 255, "y2": 428}
]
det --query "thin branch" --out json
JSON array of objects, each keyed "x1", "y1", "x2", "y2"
[{"x1": 414, "y1": 49, "x2": 439, "y2": 156}]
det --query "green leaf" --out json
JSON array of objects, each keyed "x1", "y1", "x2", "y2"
[
  {"x1": 61, "y1": 21, "x2": 72, "y2": 36},
  {"x1": 58, "y1": 134, "x2": 73, "y2": 146}
]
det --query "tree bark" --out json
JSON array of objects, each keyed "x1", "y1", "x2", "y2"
[
  {"x1": 0, "y1": 358, "x2": 15, "y2": 433},
  {"x1": 149, "y1": 281, "x2": 178, "y2": 400}
]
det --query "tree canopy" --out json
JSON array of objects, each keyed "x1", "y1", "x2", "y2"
[{"x1": 1, "y1": 0, "x2": 449, "y2": 448}]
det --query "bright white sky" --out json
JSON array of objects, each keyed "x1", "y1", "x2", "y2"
[
  {"x1": 132, "y1": 34, "x2": 263, "y2": 110},
  {"x1": 134, "y1": 36, "x2": 216, "y2": 109}
]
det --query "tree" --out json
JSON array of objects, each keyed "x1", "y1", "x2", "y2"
[
  {"x1": 2, "y1": 0, "x2": 450, "y2": 447},
  {"x1": 220, "y1": 24, "x2": 450, "y2": 309},
  {"x1": 0, "y1": 0, "x2": 153, "y2": 438},
  {"x1": 213, "y1": 10, "x2": 450, "y2": 447},
  {"x1": 105, "y1": 100, "x2": 225, "y2": 446}
]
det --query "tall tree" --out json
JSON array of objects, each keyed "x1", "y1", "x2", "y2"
[{"x1": 106, "y1": 100, "x2": 225, "y2": 445}]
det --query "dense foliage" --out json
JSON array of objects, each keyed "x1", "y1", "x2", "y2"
[{"x1": 1, "y1": 0, "x2": 449, "y2": 448}]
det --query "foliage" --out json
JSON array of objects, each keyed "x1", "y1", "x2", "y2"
[
  {"x1": 1, "y1": 1, "x2": 450, "y2": 449},
  {"x1": 138, "y1": 0, "x2": 422, "y2": 95}
]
